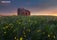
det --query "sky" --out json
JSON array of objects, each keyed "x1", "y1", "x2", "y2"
[{"x1": 0, "y1": 0, "x2": 57, "y2": 16}]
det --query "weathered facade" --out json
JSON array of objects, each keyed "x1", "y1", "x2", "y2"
[{"x1": 17, "y1": 8, "x2": 30, "y2": 16}]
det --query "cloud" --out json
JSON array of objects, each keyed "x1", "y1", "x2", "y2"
[
  {"x1": 1, "y1": 1, "x2": 11, "y2": 3},
  {"x1": 25, "y1": 0, "x2": 57, "y2": 9}
]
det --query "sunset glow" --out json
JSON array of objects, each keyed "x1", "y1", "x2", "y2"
[{"x1": 31, "y1": 14, "x2": 57, "y2": 16}]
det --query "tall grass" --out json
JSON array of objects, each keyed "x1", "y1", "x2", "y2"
[{"x1": 0, "y1": 16, "x2": 57, "y2": 40}]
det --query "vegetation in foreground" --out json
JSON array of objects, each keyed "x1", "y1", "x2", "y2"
[{"x1": 0, "y1": 16, "x2": 57, "y2": 40}]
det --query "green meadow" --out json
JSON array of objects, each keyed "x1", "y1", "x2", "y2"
[{"x1": 0, "y1": 16, "x2": 57, "y2": 40}]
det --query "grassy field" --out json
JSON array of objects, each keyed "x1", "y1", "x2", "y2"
[{"x1": 0, "y1": 16, "x2": 57, "y2": 40}]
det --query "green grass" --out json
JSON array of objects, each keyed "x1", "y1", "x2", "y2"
[{"x1": 0, "y1": 16, "x2": 57, "y2": 40}]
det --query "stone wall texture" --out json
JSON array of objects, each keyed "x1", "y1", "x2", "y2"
[{"x1": 17, "y1": 8, "x2": 30, "y2": 16}]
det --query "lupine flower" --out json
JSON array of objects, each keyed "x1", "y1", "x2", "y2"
[
  {"x1": 53, "y1": 35, "x2": 55, "y2": 39},
  {"x1": 14, "y1": 37, "x2": 17, "y2": 39},
  {"x1": 4, "y1": 32, "x2": 6, "y2": 34},
  {"x1": 16, "y1": 38, "x2": 18, "y2": 40},
  {"x1": 20, "y1": 37, "x2": 23, "y2": 40},
  {"x1": 37, "y1": 30, "x2": 41, "y2": 32},
  {"x1": 48, "y1": 34, "x2": 50, "y2": 37}
]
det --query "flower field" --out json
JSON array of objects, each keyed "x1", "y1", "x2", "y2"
[{"x1": 0, "y1": 16, "x2": 57, "y2": 40}]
